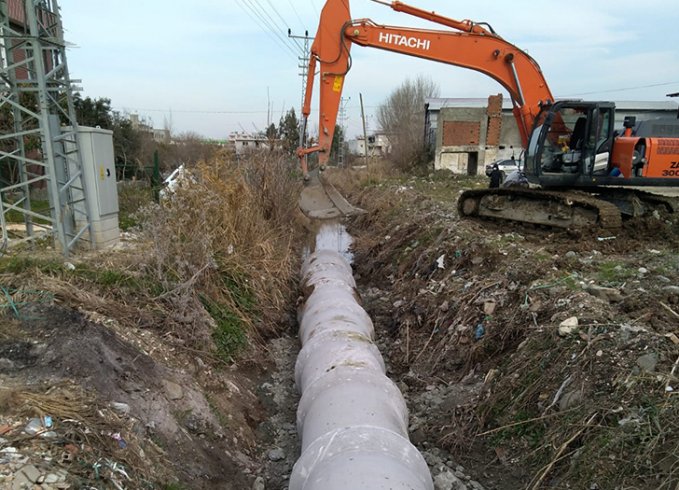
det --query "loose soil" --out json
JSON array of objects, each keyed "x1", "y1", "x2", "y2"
[
  {"x1": 1, "y1": 168, "x2": 678, "y2": 489},
  {"x1": 337, "y1": 169, "x2": 679, "y2": 489}
]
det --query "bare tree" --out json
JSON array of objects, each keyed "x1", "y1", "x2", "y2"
[{"x1": 377, "y1": 76, "x2": 439, "y2": 170}]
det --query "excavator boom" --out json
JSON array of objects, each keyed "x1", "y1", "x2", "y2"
[
  {"x1": 298, "y1": 0, "x2": 554, "y2": 173},
  {"x1": 298, "y1": 0, "x2": 679, "y2": 227}
]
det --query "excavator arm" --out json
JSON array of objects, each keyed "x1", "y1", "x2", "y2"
[
  {"x1": 298, "y1": 0, "x2": 352, "y2": 176},
  {"x1": 298, "y1": 0, "x2": 555, "y2": 175}
]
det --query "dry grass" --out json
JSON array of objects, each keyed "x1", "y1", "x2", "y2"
[
  {"x1": 137, "y1": 150, "x2": 302, "y2": 358},
  {"x1": 477, "y1": 330, "x2": 679, "y2": 489},
  {"x1": 345, "y1": 174, "x2": 679, "y2": 489},
  {"x1": 0, "y1": 150, "x2": 304, "y2": 364},
  {"x1": 0, "y1": 383, "x2": 170, "y2": 487}
]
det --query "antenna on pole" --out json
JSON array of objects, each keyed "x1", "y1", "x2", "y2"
[{"x1": 668, "y1": 92, "x2": 679, "y2": 119}]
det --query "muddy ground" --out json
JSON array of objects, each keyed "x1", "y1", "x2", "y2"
[
  {"x1": 1, "y1": 170, "x2": 678, "y2": 489},
  {"x1": 341, "y1": 170, "x2": 679, "y2": 490}
]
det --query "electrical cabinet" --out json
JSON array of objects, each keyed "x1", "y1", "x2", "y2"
[{"x1": 67, "y1": 126, "x2": 120, "y2": 249}]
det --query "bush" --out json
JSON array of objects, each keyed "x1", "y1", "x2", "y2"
[{"x1": 138, "y1": 150, "x2": 302, "y2": 359}]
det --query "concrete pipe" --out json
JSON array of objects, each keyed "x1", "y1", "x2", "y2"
[{"x1": 291, "y1": 247, "x2": 433, "y2": 490}]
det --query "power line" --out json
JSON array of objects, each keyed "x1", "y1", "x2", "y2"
[
  {"x1": 564, "y1": 80, "x2": 679, "y2": 97},
  {"x1": 259, "y1": 0, "x2": 304, "y2": 52},
  {"x1": 242, "y1": 0, "x2": 299, "y2": 56},
  {"x1": 286, "y1": 0, "x2": 307, "y2": 30},
  {"x1": 235, "y1": 0, "x2": 296, "y2": 59},
  {"x1": 235, "y1": 0, "x2": 298, "y2": 59},
  {"x1": 114, "y1": 106, "x2": 324, "y2": 115},
  {"x1": 118, "y1": 107, "x2": 272, "y2": 115},
  {"x1": 113, "y1": 105, "x2": 380, "y2": 115},
  {"x1": 247, "y1": 0, "x2": 301, "y2": 54}
]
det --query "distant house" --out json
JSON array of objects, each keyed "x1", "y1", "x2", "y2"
[
  {"x1": 425, "y1": 96, "x2": 679, "y2": 175},
  {"x1": 153, "y1": 128, "x2": 171, "y2": 144},
  {"x1": 228, "y1": 132, "x2": 280, "y2": 155},
  {"x1": 129, "y1": 114, "x2": 170, "y2": 143},
  {"x1": 347, "y1": 133, "x2": 391, "y2": 157}
]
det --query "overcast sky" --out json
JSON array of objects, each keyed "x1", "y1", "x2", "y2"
[{"x1": 59, "y1": 0, "x2": 679, "y2": 139}]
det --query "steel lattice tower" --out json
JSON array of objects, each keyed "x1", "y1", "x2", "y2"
[{"x1": 0, "y1": 0, "x2": 91, "y2": 255}]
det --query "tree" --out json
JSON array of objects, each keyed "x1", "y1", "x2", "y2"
[
  {"x1": 377, "y1": 76, "x2": 439, "y2": 170},
  {"x1": 266, "y1": 122, "x2": 277, "y2": 151},
  {"x1": 73, "y1": 95, "x2": 113, "y2": 129},
  {"x1": 279, "y1": 107, "x2": 300, "y2": 156},
  {"x1": 111, "y1": 111, "x2": 142, "y2": 180}
]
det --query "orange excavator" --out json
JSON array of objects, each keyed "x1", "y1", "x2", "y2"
[{"x1": 297, "y1": 0, "x2": 679, "y2": 228}]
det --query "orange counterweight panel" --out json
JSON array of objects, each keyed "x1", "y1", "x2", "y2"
[{"x1": 643, "y1": 138, "x2": 679, "y2": 178}]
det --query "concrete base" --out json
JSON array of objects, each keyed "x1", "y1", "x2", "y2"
[{"x1": 76, "y1": 214, "x2": 120, "y2": 249}]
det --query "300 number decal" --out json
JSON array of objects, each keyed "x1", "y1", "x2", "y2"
[{"x1": 662, "y1": 161, "x2": 679, "y2": 176}]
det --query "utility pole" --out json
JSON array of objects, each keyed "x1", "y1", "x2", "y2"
[
  {"x1": 289, "y1": 29, "x2": 314, "y2": 168},
  {"x1": 338, "y1": 97, "x2": 350, "y2": 167},
  {"x1": 360, "y1": 93, "x2": 369, "y2": 169}
]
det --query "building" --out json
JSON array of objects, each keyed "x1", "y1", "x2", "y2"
[
  {"x1": 347, "y1": 133, "x2": 391, "y2": 157},
  {"x1": 228, "y1": 132, "x2": 280, "y2": 155},
  {"x1": 425, "y1": 96, "x2": 679, "y2": 175},
  {"x1": 128, "y1": 114, "x2": 171, "y2": 143}
]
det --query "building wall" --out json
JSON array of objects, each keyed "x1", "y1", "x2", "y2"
[
  {"x1": 347, "y1": 134, "x2": 391, "y2": 157},
  {"x1": 428, "y1": 97, "x2": 678, "y2": 175},
  {"x1": 435, "y1": 107, "x2": 488, "y2": 174}
]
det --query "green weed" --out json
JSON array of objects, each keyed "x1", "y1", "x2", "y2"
[
  {"x1": 201, "y1": 296, "x2": 247, "y2": 362},
  {"x1": 4, "y1": 198, "x2": 51, "y2": 224},
  {"x1": 0, "y1": 256, "x2": 63, "y2": 275},
  {"x1": 118, "y1": 184, "x2": 154, "y2": 230},
  {"x1": 597, "y1": 261, "x2": 635, "y2": 284}
]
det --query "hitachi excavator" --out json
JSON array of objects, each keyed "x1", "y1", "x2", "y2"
[{"x1": 297, "y1": 0, "x2": 679, "y2": 228}]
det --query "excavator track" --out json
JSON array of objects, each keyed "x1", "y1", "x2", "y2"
[
  {"x1": 595, "y1": 188, "x2": 679, "y2": 217},
  {"x1": 457, "y1": 188, "x2": 623, "y2": 229}
]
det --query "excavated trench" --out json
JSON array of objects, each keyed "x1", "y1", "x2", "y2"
[{"x1": 257, "y1": 220, "x2": 489, "y2": 490}]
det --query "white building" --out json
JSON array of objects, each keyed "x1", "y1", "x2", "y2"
[
  {"x1": 347, "y1": 133, "x2": 391, "y2": 157},
  {"x1": 228, "y1": 132, "x2": 279, "y2": 155}
]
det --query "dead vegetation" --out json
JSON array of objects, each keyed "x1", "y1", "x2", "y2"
[
  {"x1": 0, "y1": 382, "x2": 171, "y2": 488},
  {"x1": 340, "y1": 167, "x2": 679, "y2": 489},
  {"x1": 0, "y1": 150, "x2": 304, "y2": 488},
  {"x1": 1, "y1": 150, "x2": 303, "y2": 364},
  {"x1": 137, "y1": 149, "x2": 303, "y2": 359}
]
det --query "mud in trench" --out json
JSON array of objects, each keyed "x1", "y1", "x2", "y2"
[{"x1": 256, "y1": 335, "x2": 300, "y2": 489}]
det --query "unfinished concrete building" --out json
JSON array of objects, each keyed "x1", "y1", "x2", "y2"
[{"x1": 425, "y1": 96, "x2": 679, "y2": 175}]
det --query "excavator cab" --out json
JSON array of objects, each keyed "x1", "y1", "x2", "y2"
[{"x1": 526, "y1": 101, "x2": 616, "y2": 188}]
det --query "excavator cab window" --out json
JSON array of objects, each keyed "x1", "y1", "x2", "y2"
[
  {"x1": 535, "y1": 106, "x2": 589, "y2": 174},
  {"x1": 532, "y1": 104, "x2": 614, "y2": 177}
]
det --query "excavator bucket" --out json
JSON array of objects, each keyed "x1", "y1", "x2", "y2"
[{"x1": 298, "y1": 170, "x2": 366, "y2": 220}]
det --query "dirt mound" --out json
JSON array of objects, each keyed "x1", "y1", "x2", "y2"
[
  {"x1": 343, "y1": 172, "x2": 679, "y2": 489},
  {"x1": 0, "y1": 305, "x2": 264, "y2": 488}
]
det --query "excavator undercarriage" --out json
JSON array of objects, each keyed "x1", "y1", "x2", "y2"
[{"x1": 458, "y1": 187, "x2": 678, "y2": 229}]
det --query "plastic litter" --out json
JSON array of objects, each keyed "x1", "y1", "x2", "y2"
[
  {"x1": 23, "y1": 418, "x2": 43, "y2": 435},
  {"x1": 474, "y1": 324, "x2": 485, "y2": 340},
  {"x1": 111, "y1": 433, "x2": 127, "y2": 449}
]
